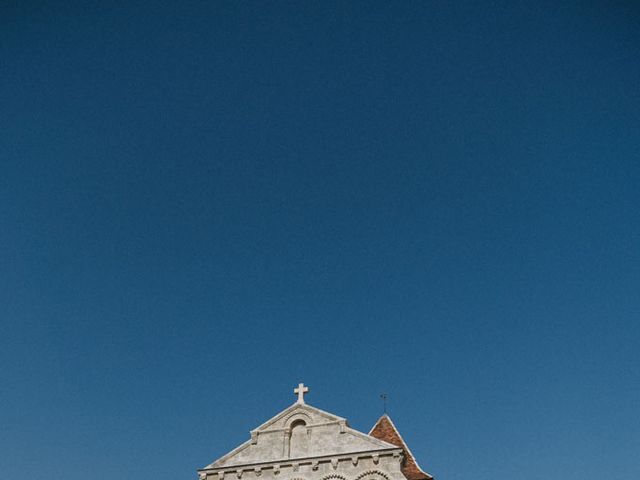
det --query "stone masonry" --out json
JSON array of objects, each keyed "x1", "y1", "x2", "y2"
[{"x1": 198, "y1": 384, "x2": 432, "y2": 480}]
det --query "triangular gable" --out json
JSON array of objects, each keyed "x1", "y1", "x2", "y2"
[
  {"x1": 205, "y1": 402, "x2": 400, "y2": 469},
  {"x1": 369, "y1": 414, "x2": 433, "y2": 480}
]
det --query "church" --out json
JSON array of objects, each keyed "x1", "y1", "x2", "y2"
[{"x1": 198, "y1": 384, "x2": 433, "y2": 480}]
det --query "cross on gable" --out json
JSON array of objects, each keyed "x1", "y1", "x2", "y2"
[{"x1": 294, "y1": 383, "x2": 309, "y2": 404}]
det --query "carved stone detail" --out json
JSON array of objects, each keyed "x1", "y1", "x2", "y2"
[{"x1": 354, "y1": 470, "x2": 391, "y2": 480}]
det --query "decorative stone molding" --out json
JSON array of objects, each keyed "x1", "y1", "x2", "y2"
[
  {"x1": 292, "y1": 463, "x2": 300, "y2": 472},
  {"x1": 351, "y1": 457, "x2": 359, "y2": 467},
  {"x1": 274, "y1": 465, "x2": 280, "y2": 475},
  {"x1": 251, "y1": 432, "x2": 258, "y2": 445},
  {"x1": 283, "y1": 411, "x2": 313, "y2": 427},
  {"x1": 321, "y1": 474, "x2": 347, "y2": 480},
  {"x1": 255, "y1": 468, "x2": 262, "y2": 477},
  {"x1": 372, "y1": 454, "x2": 379, "y2": 465},
  {"x1": 354, "y1": 470, "x2": 391, "y2": 480},
  {"x1": 219, "y1": 472, "x2": 225, "y2": 480},
  {"x1": 236, "y1": 470, "x2": 243, "y2": 479},
  {"x1": 331, "y1": 458, "x2": 339, "y2": 470},
  {"x1": 312, "y1": 461, "x2": 319, "y2": 471}
]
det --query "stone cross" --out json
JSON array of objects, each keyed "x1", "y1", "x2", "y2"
[{"x1": 294, "y1": 383, "x2": 309, "y2": 404}]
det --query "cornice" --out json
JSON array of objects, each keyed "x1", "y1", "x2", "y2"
[{"x1": 198, "y1": 448, "x2": 403, "y2": 474}]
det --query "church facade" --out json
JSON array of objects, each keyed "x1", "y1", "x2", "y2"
[{"x1": 198, "y1": 384, "x2": 432, "y2": 480}]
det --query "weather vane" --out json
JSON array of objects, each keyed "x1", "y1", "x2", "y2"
[{"x1": 380, "y1": 393, "x2": 388, "y2": 414}]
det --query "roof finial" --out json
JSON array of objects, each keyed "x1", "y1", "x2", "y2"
[
  {"x1": 294, "y1": 383, "x2": 309, "y2": 404},
  {"x1": 380, "y1": 393, "x2": 388, "y2": 414}
]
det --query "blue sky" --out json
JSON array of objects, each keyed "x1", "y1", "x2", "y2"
[{"x1": 1, "y1": 2, "x2": 639, "y2": 479}]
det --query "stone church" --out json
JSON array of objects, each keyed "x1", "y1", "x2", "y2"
[{"x1": 198, "y1": 384, "x2": 433, "y2": 480}]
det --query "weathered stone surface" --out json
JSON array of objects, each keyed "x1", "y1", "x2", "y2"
[{"x1": 198, "y1": 386, "x2": 432, "y2": 480}]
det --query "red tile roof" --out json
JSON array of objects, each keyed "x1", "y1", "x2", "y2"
[{"x1": 369, "y1": 415, "x2": 433, "y2": 480}]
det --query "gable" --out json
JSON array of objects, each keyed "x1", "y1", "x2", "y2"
[{"x1": 205, "y1": 403, "x2": 399, "y2": 469}]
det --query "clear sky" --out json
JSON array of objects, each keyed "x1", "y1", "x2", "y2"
[{"x1": 2, "y1": 2, "x2": 639, "y2": 479}]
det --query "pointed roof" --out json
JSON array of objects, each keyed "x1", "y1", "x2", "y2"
[{"x1": 369, "y1": 415, "x2": 433, "y2": 480}]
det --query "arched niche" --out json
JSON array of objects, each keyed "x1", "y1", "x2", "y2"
[{"x1": 289, "y1": 418, "x2": 308, "y2": 458}]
